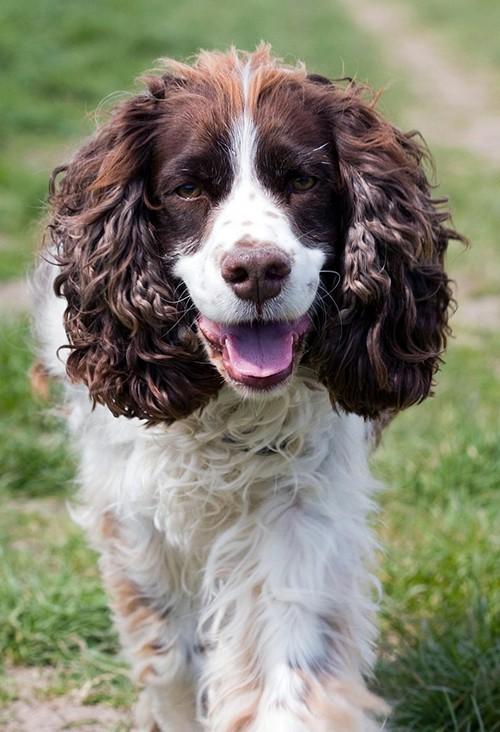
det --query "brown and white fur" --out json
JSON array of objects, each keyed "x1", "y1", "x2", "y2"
[{"x1": 33, "y1": 46, "x2": 462, "y2": 731}]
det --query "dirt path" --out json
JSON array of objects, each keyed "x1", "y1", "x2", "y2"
[
  {"x1": 0, "y1": 278, "x2": 31, "y2": 316},
  {"x1": 0, "y1": 668, "x2": 132, "y2": 732},
  {"x1": 341, "y1": 0, "x2": 500, "y2": 163},
  {"x1": 342, "y1": 0, "x2": 500, "y2": 327}
]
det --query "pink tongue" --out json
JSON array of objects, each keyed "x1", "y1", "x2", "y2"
[
  {"x1": 199, "y1": 316, "x2": 310, "y2": 379},
  {"x1": 224, "y1": 322, "x2": 295, "y2": 377}
]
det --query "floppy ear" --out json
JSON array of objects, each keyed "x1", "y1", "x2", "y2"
[
  {"x1": 312, "y1": 85, "x2": 464, "y2": 418},
  {"x1": 48, "y1": 79, "x2": 222, "y2": 423}
]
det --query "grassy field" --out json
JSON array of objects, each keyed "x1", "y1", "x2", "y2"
[
  {"x1": 1, "y1": 0, "x2": 499, "y2": 730},
  {"x1": 407, "y1": 0, "x2": 500, "y2": 71}
]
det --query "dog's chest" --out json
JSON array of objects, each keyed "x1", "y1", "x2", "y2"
[
  {"x1": 73, "y1": 377, "x2": 370, "y2": 582},
  {"x1": 145, "y1": 380, "x2": 336, "y2": 555}
]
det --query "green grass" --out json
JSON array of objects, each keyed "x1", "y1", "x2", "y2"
[
  {"x1": 373, "y1": 334, "x2": 500, "y2": 730},
  {"x1": 0, "y1": 500, "x2": 133, "y2": 707},
  {"x1": 1, "y1": 0, "x2": 499, "y2": 728},
  {"x1": 376, "y1": 607, "x2": 500, "y2": 731},
  {"x1": 0, "y1": 318, "x2": 74, "y2": 498},
  {"x1": 433, "y1": 148, "x2": 500, "y2": 297},
  {"x1": 407, "y1": 0, "x2": 500, "y2": 74}
]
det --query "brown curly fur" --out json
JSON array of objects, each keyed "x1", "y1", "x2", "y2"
[
  {"x1": 305, "y1": 81, "x2": 465, "y2": 417},
  {"x1": 45, "y1": 49, "x2": 464, "y2": 424}
]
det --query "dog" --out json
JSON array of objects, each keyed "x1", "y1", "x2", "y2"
[{"x1": 33, "y1": 45, "x2": 462, "y2": 731}]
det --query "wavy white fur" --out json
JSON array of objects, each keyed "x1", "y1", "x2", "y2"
[{"x1": 34, "y1": 260, "x2": 389, "y2": 731}]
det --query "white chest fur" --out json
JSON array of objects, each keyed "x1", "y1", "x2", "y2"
[{"x1": 70, "y1": 376, "x2": 377, "y2": 591}]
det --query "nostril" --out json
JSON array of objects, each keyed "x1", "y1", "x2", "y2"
[
  {"x1": 226, "y1": 265, "x2": 248, "y2": 284},
  {"x1": 221, "y1": 258, "x2": 250, "y2": 285},
  {"x1": 265, "y1": 259, "x2": 292, "y2": 282}
]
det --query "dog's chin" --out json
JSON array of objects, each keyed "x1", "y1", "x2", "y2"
[{"x1": 197, "y1": 314, "x2": 311, "y2": 398}]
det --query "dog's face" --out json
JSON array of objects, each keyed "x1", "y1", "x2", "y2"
[
  {"x1": 154, "y1": 77, "x2": 341, "y2": 394},
  {"x1": 49, "y1": 47, "x2": 460, "y2": 423}
]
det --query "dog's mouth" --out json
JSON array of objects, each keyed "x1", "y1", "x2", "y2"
[{"x1": 198, "y1": 314, "x2": 311, "y2": 390}]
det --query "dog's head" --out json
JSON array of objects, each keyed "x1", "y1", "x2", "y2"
[{"x1": 48, "y1": 46, "x2": 462, "y2": 423}]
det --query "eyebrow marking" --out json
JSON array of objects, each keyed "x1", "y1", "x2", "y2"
[{"x1": 265, "y1": 211, "x2": 280, "y2": 219}]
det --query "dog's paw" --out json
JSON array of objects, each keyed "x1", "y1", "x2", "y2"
[
  {"x1": 303, "y1": 677, "x2": 390, "y2": 732},
  {"x1": 251, "y1": 675, "x2": 389, "y2": 732},
  {"x1": 134, "y1": 689, "x2": 161, "y2": 732}
]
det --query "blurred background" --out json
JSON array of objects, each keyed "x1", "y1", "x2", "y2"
[{"x1": 0, "y1": 0, "x2": 499, "y2": 730}]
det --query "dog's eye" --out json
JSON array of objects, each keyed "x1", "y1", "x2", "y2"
[
  {"x1": 290, "y1": 175, "x2": 317, "y2": 193},
  {"x1": 175, "y1": 183, "x2": 203, "y2": 199}
]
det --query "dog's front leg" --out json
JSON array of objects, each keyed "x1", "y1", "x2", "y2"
[
  {"x1": 94, "y1": 512, "x2": 201, "y2": 732},
  {"x1": 201, "y1": 489, "x2": 389, "y2": 732}
]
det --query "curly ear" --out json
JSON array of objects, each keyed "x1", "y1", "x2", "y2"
[
  {"x1": 48, "y1": 81, "x2": 222, "y2": 423},
  {"x1": 312, "y1": 85, "x2": 464, "y2": 418}
]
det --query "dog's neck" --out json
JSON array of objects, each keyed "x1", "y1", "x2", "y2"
[
  {"x1": 178, "y1": 372, "x2": 333, "y2": 457},
  {"x1": 144, "y1": 375, "x2": 336, "y2": 551}
]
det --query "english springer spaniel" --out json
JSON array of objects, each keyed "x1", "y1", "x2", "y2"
[{"x1": 34, "y1": 46, "x2": 462, "y2": 731}]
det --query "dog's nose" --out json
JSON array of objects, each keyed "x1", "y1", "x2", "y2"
[{"x1": 221, "y1": 246, "x2": 291, "y2": 303}]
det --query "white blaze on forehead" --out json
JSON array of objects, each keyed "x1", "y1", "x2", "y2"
[
  {"x1": 228, "y1": 59, "x2": 258, "y2": 199},
  {"x1": 230, "y1": 112, "x2": 257, "y2": 187},
  {"x1": 221, "y1": 63, "x2": 282, "y2": 250},
  {"x1": 240, "y1": 56, "x2": 253, "y2": 104},
  {"x1": 174, "y1": 61, "x2": 326, "y2": 325},
  {"x1": 234, "y1": 59, "x2": 256, "y2": 176}
]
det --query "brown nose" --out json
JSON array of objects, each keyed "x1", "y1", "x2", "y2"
[{"x1": 221, "y1": 245, "x2": 292, "y2": 303}]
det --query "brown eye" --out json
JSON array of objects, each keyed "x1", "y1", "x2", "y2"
[
  {"x1": 290, "y1": 175, "x2": 317, "y2": 193},
  {"x1": 175, "y1": 183, "x2": 203, "y2": 199}
]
